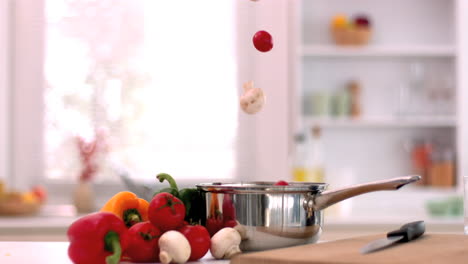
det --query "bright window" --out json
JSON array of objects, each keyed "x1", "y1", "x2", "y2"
[{"x1": 44, "y1": 0, "x2": 239, "y2": 183}]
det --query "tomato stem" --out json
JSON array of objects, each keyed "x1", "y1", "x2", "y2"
[
  {"x1": 138, "y1": 231, "x2": 157, "y2": 241},
  {"x1": 158, "y1": 195, "x2": 183, "y2": 214}
]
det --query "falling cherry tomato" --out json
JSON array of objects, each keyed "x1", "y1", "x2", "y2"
[
  {"x1": 252, "y1": 30, "x2": 273, "y2": 52},
  {"x1": 274, "y1": 180, "x2": 289, "y2": 186}
]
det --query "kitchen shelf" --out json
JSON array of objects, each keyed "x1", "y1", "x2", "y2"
[
  {"x1": 289, "y1": 0, "x2": 464, "y2": 217},
  {"x1": 304, "y1": 116, "x2": 457, "y2": 128},
  {"x1": 299, "y1": 45, "x2": 456, "y2": 58}
]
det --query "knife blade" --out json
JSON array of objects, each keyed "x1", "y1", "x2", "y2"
[{"x1": 360, "y1": 220, "x2": 425, "y2": 254}]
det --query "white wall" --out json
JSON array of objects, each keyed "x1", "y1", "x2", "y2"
[
  {"x1": 6, "y1": 0, "x2": 287, "y2": 192},
  {"x1": 251, "y1": 0, "x2": 290, "y2": 181},
  {"x1": 456, "y1": 0, "x2": 468, "y2": 186},
  {"x1": 11, "y1": 0, "x2": 45, "y2": 189},
  {"x1": 0, "y1": 0, "x2": 10, "y2": 183}
]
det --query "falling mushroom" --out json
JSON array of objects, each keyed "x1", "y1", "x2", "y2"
[{"x1": 240, "y1": 81, "x2": 266, "y2": 114}]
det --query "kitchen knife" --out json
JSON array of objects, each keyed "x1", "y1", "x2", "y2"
[{"x1": 360, "y1": 220, "x2": 425, "y2": 254}]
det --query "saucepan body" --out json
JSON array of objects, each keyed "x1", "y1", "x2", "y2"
[{"x1": 196, "y1": 175, "x2": 420, "y2": 251}]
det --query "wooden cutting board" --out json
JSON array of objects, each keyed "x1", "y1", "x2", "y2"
[{"x1": 230, "y1": 234, "x2": 468, "y2": 264}]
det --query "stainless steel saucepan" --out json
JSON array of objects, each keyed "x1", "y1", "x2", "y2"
[{"x1": 196, "y1": 175, "x2": 420, "y2": 251}]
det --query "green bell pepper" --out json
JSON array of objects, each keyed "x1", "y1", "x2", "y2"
[
  {"x1": 154, "y1": 173, "x2": 180, "y2": 197},
  {"x1": 153, "y1": 173, "x2": 204, "y2": 224},
  {"x1": 179, "y1": 188, "x2": 204, "y2": 225}
]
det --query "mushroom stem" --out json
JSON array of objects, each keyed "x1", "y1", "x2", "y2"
[
  {"x1": 224, "y1": 245, "x2": 241, "y2": 259},
  {"x1": 243, "y1": 81, "x2": 254, "y2": 92},
  {"x1": 159, "y1": 251, "x2": 172, "y2": 264},
  {"x1": 158, "y1": 230, "x2": 191, "y2": 264},
  {"x1": 210, "y1": 227, "x2": 242, "y2": 259}
]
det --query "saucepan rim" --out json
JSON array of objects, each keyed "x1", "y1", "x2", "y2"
[{"x1": 196, "y1": 181, "x2": 328, "y2": 194}]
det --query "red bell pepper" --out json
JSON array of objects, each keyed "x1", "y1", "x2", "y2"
[{"x1": 67, "y1": 212, "x2": 129, "y2": 264}]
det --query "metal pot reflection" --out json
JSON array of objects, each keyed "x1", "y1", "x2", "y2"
[{"x1": 197, "y1": 175, "x2": 420, "y2": 251}]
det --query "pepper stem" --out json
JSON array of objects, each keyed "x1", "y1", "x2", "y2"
[
  {"x1": 156, "y1": 173, "x2": 179, "y2": 191},
  {"x1": 104, "y1": 231, "x2": 122, "y2": 264},
  {"x1": 123, "y1": 208, "x2": 142, "y2": 227}
]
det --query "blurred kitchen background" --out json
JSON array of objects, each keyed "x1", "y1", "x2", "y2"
[{"x1": 1, "y1": 0, "x2": 467, "y2": 241}]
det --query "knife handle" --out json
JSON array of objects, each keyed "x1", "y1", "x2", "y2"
[{"x1": 387, "y1": 221, "x2": 425, "y2": 242}]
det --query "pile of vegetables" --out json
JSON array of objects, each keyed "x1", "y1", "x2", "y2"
[
  {"x1": 66, "y1": 173, "x2": 242, "y2": 264},
  {"x1": 153, "y1": 173, "x2": 205, "y2": 225}
]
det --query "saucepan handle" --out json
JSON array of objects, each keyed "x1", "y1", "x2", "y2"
[{"x1": 303, "y1": 175, "x2": 421, "y2": 212}]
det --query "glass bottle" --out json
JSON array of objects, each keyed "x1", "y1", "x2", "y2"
[
  {"x1": 307, "y1": 126, "x2": 325, "y2": 183},
  {"x1": 291, "y1": 132, "x2": 308, "y2": 182},
  {"x1": 291, "y1": 126, "x2": 326, "y2": 183}
]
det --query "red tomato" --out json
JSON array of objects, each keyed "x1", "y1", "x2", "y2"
[
  {"x1": 206, "y1": 215, "x2": 224, "y2": 237},
  {"x1": 223, "y1": 219, "x2": 237, "y2": 228},
  {"x1": 222, "y1": 194, "x2": 236, "y2": 222},
  {"x1": 126, "y1": 222, "x2": 161, "y2": 263},
  {"x1": 178, "y1": 225, "x2": 211, "y2": 261},
  {"x1": 148, "y1": 193, "x2": 186, "y2": 231},
  {"x1": 274, "y1": 180, "x2": 289, "y2": 186},
  {"x1": 252, "y1": 30, "x2": 273, "y2": 52}
]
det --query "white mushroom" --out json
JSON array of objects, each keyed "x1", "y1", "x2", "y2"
[
  {"x1": 210, "y1": 227, "x2": 242, "y2": 259},
  {"x1": 240, "y1": 81, "x2": 265, "y2": 114},
  {"x1": 159, "y1": 231, "x2": 191, "y2": 264},
  {"x1": 233, "y1": 221, "x2": 248, "y2": 240}
]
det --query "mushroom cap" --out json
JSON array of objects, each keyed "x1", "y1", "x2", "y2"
[
  {"x1": 210, "y1": 227, "x2": 242, "y2": 259},
  {"x1": 240, "y1": 87, "x2": 266, "y2": 114},
  {"x1": 159, "y1": 230, "x2": 191, "y2": 264},
  {"x1": 233, "y1": 222, "x2": 248, "y2": 240}
]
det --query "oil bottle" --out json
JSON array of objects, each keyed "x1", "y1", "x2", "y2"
[{"x1": 291, "y1": 126, "x2": 325, "y2": 182}]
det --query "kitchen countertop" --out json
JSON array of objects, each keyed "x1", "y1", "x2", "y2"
[
  {"x1": 2, "y1": 233, "x2": 466, "y2": 264},
  {"x1": 0, "y1": 204, "x2": 463, "y2": 262},
  {"x1": 0, "y1": 204, "x2": 463, "y2": 241},
  {"x1": 0, "y1": 241, "x2": 228, "y2": 264}
]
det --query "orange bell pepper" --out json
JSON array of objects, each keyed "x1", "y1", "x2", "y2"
[{"x1": 100, "y1": 191, "x2": 149, "y2": 227}]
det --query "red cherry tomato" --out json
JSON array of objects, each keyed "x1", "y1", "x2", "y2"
[
  {"x1": 148, "y1": 193, "x2": 186, "y2": 231},
  {"x1": 253, "y1": 30, "x2": 273, "y2": 52},
  {"x1": 206, "y1": 215, "x2": 224, "y2": 237},
  {"x1": 274, "y1": 180, "x2": 289, "y2": 186},
  {"x1": 178, "y1": 225, "x2": 211, "y2": 261},
  {"x1": 222, "y1": 194, "x2": 236, "y2": 223},
  {"x1": 223, "y1": 219, "x2": 237, "y2": 228},
  {"x1": 126, "y1": 222, "x2": 161, "y2": 263}
]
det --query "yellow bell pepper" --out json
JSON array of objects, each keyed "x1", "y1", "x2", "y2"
[{"x1": 100, "y1": 191, "x2": 149, "y2": 227}]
